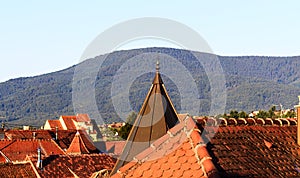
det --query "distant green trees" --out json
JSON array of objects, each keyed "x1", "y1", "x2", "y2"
[
  {"x1": 223, "y1": 110, "x2": 248, "y2": 119},
  {"x1": 284, "y1": 110, "x2": 296, "y2": 118},
  {"x1": 239, "y1": 111, "x2": 248, "y2": 119},
  {"x1": 223, "y1": 106, "x2": 296, "y2": 119},
  {"x1": 118, "y1": 112, "x2": 137, "y2": 140},
  {"x1": 1, "y1": 47, "x2": 300, "y2": 127}
]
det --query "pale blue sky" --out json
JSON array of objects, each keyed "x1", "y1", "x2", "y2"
[{"x1": 0, "y1": 1, "x2": 299, "y2": 82}]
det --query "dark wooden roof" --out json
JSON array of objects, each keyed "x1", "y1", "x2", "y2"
[{"x1": 111, "y1": 62, "x2": 179, "y2": 175}]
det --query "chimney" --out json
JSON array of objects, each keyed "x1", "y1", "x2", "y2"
[
  {"x1": 296, "y1": 96, "x2": 300, "y2": 145},
  {"x1": 55, "y1": 127, "x2": 58, "y2": 141},
  {"x1": 36, "y1": 147, "x2": 42, "y2": 169}
]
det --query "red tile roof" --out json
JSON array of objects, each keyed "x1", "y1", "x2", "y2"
[
  {"x1": 200, "y1": 124, "x2": 300, "y2": 177},
  {"x1": 66, "y1": 131, "x2": 90, "y2": 154},
  {"x1": 46, "y1": 120, "x2": 63, "y2": 130},
  {"x1": 3, "y1": 129, "x2": 99, "y2": 153},
  {"x1": 111, "y1": 117, "x2": 219, "y2": 178},
  {"x1": 58, "y1": 114, "x2": 91, "y2": 130},
  {"x1": 0, "y1": 152, "x2": 7, "y2": 163},
  {"x1": 51, "y1": 130, "x2": 77, "y2": 150},
  {"x1": 29, "y1": 154, "x2": 116, "y2": 177},
  {"x1": 105, "y1": 141, "x2": 126, "y2": 156},
  {"x1": 60, "y1": 116, "x2": 77, "y2": 130},
  {"x1": 0, "y1": 139, "x2": 65, "y2": 162},
  {"x1": 76, "y1": 113, "x2": 91, "y2": 122},
  {"x1": 5, "y1": 130, "x2": 53, "y2": 140},
  {"x1": 0, "y1": 163, "x2": 36, "y2": 178}
]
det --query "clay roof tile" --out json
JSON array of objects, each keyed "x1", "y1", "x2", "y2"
[{"x1": 111, "y1": 117, "x2": 218, "y2": 178}]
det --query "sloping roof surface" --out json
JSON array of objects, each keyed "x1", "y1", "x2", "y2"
[
  {"x1": 76, "y1": 113, "x2": 91, "y2": 122},
  {"x1": 111, "y1": 117, "x2": 219, "y2": 178},
  {"x1": 3, "y1": 130, "x2": 99, "y2": 153},
  {"x1": 66, "y1": 131, "x2": 90, "y2": 154},
  {"x1": 60, "y1": 116, "x2": 77, "y2": 130},
  {"x1": 5, "y1": 130, "x2": 53, "y2": 140},
  {"x1": 0, "y1": 163, "x2": 36, "y2": 178},
  {"x1": 52, "y1": 130, "x2": 99, "y2": 153},
  {"x1": 30, "y1": 154, "x2": 116, "y2": 177},
  {"x1": 46, "y1": 120, "x2": 64, "y2": 130},
  {"x1": 200, "y1": 123, "x2": 300, "y2": 177},
  {"x1": 111, "y1": 62, "x2": 180, "y2": 174},
  {"x1": 0, "y1": 139, "x2": 64, "y2": 162}
]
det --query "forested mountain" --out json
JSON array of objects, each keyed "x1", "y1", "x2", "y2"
[{"x1": 0, "y1": 47, "x2": 299, "y2": 126}]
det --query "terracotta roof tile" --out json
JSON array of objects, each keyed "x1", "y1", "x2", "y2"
[
  {"x1": 76, "y1": 113, "x2": 91, "y2": 122},
  {"x1": 46, "y1": 120, "x2": 63, "y2": 130},
  {"x1": 111, "y1": 117, "x2": 219, "y2": 178},
  {"x1": 60, "y1": 116, "x2": 77, "y2": 130},
  {"x1": 66, "y1": 131, "x2": 89, "y2": 154},
  {"x1": 173, "y1": 168, "x2": 184, "y2": 177},
  {"x1": 4, "y1": 129, "x2": 99, "y2": 154},
  {"x1": 200, "y1": 124, "x2": 300, "y2": 177},
  {"x1": 5, "y1": 130, "x2": 53, "y2": 140},
  {"x1": 0, "y1": 139, "x2": 64, "y2": 162},
  {"x1": 96, "y1": 141, "x2": 126, "y2": 157},
  {"x1": 152, "y1": 169, "x2": 163, "y2": 177},
  {"x1": 0, "y1": 163, "x2": 36, "y2": 177},
  {"x1": 29, "y1": 154, "x2": 116, "y2": 177}
]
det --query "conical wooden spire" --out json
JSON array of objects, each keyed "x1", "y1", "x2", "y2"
[{"x1": 111, "y1": 61, "x2": 179, "y2": 175}]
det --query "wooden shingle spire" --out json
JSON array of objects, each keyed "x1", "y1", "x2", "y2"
[{"x1": 111, "y1": 61, "x2": 179, "y2": 175}]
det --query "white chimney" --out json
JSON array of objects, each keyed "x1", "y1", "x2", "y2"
[
  {"x1": 55, "y1": 127, "x2": 58, "y2": 141},
  {"x1": 36, "y1": 147, "x2": 42, "y2": 169},
  {"x1": 33, "y1": 132, "x2": 36, "y2": 139}
]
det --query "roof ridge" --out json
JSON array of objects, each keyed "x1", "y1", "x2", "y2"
[
  {"x1": 78, "y1": 132, "x2": 90, "y2": 154},
  {"x1": 50, "y1": 139, "x2": 66, "y2": 155},
  {"x1": 0, "y1": 150, "x2": 11, "y2": 163},
  {"x1": 197, "y1": 117, "x2": 297, "y2": 127},
  {"x1": 66, "y1": 131, "x2": 89, "y2": 154},
  {"x1": 67, "y1": 167, "x2": 80, "y2": 178},
  {"x1": 186, "y1": 126, "x2": 218, "y2": 177},
  {"x1": 112, "y1": 117, "x2": 219, "y2": 178},
  {"x1": 27, "y1": 157, "x2": 41, "y2": 178}
]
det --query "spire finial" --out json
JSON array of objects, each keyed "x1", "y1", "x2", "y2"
[{"x1": 156, "y1": 60, "x2": 160, "y2": 73}]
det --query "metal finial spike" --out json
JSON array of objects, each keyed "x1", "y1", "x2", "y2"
[{"x1": 156, "y1": 60, "x2": 160, "y2": 73}]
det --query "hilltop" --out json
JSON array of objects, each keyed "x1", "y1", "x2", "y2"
[{"x1": 0, "y1": 47, "x2": 299, "y2": 126}]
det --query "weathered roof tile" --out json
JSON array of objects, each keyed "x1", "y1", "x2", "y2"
[{"x1": 111, "y1": 117, "x2": 218, "y2": 178}]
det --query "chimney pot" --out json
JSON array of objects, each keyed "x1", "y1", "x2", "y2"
[
  {"x1": 55, "y1": 127, "x2": 58, "y2": 141},
  {"x1": 36, "y1": 147, "x2": 42, "y2": 169}
]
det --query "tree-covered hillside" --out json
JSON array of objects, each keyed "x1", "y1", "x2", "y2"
[{"x1": 0, "y1": 47, "x2": 299, "y2": 126}]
